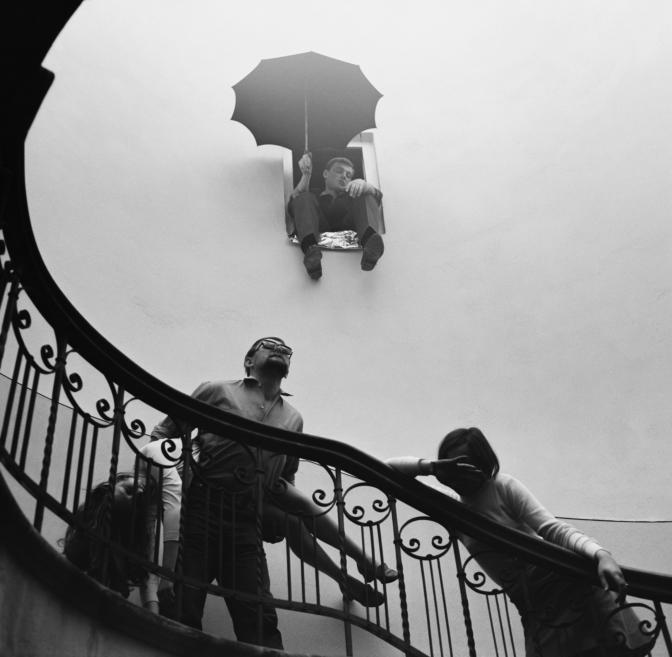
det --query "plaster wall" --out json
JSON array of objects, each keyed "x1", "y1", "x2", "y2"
[{"x1": 22, "y1": 0, "x2": 672, "y2": 546}]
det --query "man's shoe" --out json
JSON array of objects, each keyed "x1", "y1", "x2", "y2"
[
  {"x1": 303, "y1": 244, "x2": 322, "y2": 279},
  {"x1": 361, "y1": 233, "x2": 384, "y2": 271}
]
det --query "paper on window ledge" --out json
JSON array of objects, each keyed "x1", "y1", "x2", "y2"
[{"x1": 289, "y1": 230, "x2": 361, "y2": 250}]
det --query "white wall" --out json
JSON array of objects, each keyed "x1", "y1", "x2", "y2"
[{"x1": 24, "y1": 0, "x2": 671, "y2": 538}]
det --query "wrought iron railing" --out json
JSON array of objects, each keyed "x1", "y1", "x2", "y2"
[
  {"x1": 1, "y1": 260, "x2": 671, "y2": 657},
  {"x1": 2, "y1": 5, "x2": 672, "y2": 656}
]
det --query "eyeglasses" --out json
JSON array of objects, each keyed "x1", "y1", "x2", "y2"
[{"x1": 255, "y1": 340, "x2": 293, "y2": 358}]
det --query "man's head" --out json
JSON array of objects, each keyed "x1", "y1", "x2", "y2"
[
  {"x1": 244, "y1": 337, "x2": 293, "y2": 378},
  {"x1": 323, "y1": 157, "x2": 355, "y2": 193}
]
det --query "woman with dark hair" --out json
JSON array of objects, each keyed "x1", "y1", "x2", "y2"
[
  {"x1": 387, "y1": 427, "x2": 654, "y2": 657},
  {"x1": 63, "y1": 472, "x2": 157, "y2": 599}
]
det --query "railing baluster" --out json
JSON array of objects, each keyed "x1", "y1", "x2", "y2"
[
  {"x1": 376, "y1": 522, "x2": 391, "y2": 630},
  {"x1": 72, "y1": 417, "x2": 89, "y2": 511},
  {"x1": 85, "y1": 425, "x2": 99, "y2": 506},
  {"x1": 1, "y1": 347, "x2": 22, "y2": 450},
  {"x1": 389, "y1": 498, "x2": 413, "y2": 653},
  {"x1": 299, "y1": 513, "x2": 307, "y2": 604},
  {"x1": 334, "y1": 468, "x2": 354, "y2": 656},
  {"x1": 431, "y1": 559, "x2": 446, "y2": 657},
  {"x1": 0, "y1": 275, "x2": 18, "y2": 370},
  {"x1": 18, "y1": 366, "x2": 39, "y2": 470},
  {"x1": 99, "y1": 384, "x2": 124, "y2": 587},
  {"x1": 420, "y1": 560, "x2": 436, "y2": 657},
  {"x1": 0, "y1": 257, "x2": 10, "y2": 322},
  {"x1": 452, "y1": 536, "x2": 478, "y2": 657},
  {"x1": 494, "y1": 595, "x2": 509, "y2": 657},
  {"x1": 366, "y1": 523, "x2": 376, "y2": 624},
  {"x1": 60, "y1": 406, "x2": 78, "y2": 505},
  {"x1": 503, "y1": 596, "x2": 517, "y2": 657},
  {"x1": 437, "y1": 558, "x2": 455, "y2": 657},
  {"x1": 655, "y1": 601, "x2": 672, "y2": 655},
  {"x1": 33, "y1": 336, "x2": 66, "y2": 531},
  {"x1": 485, "y1": 597, "x2": 500, "y2": 657},
  {"x1": 9, "y1": 352, "x2": 30, "y2": 460},
  {"x1": 311, "y1": 515, "x2": 321, "y2": 606}
]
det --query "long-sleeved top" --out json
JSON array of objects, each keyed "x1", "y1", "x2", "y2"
[{"x1": 456, "y1": 473, "x2": 603, "y2": 560}]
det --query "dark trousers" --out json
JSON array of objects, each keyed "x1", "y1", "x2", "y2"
[
  {"x1": 290, "y1": 191, "x2": 379, "y2": 243},
  {"x1": 179, "y1": 487, "x2": 283, "y2": 649}
]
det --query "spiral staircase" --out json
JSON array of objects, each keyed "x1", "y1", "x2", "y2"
[{"x1": 1, "y1": 4, "x2": 672, "y2": 656}]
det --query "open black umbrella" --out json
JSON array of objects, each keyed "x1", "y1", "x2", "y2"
[{"x1": 231, "y1": 51, "x2": 382, "y2": 153}]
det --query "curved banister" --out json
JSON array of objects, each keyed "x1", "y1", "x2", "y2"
[
  {"x1": 3, "y1": 0, "x2": 672, "y2": 604},
  {"x1": 6, "y1": 80, "x2": 672, "y2": 601},
  {"x1": 2, "y1": 6, "x2": 672, "y2": 657}
]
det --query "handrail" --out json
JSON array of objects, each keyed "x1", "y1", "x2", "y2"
[
  {"x1": 2, "y1": 5, "x2": 671, "y2": 657},
  {"x1": 5, "y1": 68, "x2": 672, "y2": 603}
]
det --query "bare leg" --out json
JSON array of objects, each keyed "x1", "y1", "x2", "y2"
[
  {"x1": 270, "y1": 483, "x2": 397, "y2": 583},
  {"x1": 263, "y1": 504, "x2": 384, "y2": 607}
]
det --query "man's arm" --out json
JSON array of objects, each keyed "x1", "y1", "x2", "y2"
[
  {"x1": 150, "y1": 381, "x2": 213, "y2": 441},
  {"x1": 345, "y1": 178, "x2": 382, "y2": 202},
  {"x1": 279, "y1": 412, "x2": 303, "y2": 484},
  {"x1": 291, "y1": 152, "x2": 313, "y2": 197}
]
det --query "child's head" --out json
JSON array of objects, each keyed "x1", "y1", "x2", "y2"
[{"x1": 438, "y1": 427, "x2": 500, "y2": 481}]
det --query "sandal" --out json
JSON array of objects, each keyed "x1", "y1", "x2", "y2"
[
  {"x1": 358, "y1": 561, "x2": 399, "y2": 584},
  {"x1": 340, "y1": 575, "x2": 385, "y2": 607}
]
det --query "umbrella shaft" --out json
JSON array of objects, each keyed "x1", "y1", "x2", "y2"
[{"x1": 304, "y1": 93, "x2": 308, "y2": 153}]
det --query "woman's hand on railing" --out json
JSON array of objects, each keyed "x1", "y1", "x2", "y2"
[{"x1": 596, "y1": 549, "x2": 628, "y2": 604}]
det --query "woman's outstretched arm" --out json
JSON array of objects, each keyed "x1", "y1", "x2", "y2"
[{"x1": 500, "y1": 474, "x2": 628, "y2": 602}]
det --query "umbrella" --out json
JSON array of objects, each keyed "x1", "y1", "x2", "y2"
[{"x1": 231, "y1": 51, "x2": 382, "y2": 153}]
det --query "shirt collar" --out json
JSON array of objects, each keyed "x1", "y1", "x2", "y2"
[{"x1": 243, "y1": 376, "x2": 292, "y2": 397}]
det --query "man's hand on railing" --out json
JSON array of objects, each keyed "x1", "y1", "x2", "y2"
[{"x1": 596, "y1": 549, "x2": 628, "y2": 604}]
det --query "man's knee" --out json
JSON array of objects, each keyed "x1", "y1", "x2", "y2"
[
  {"x1": 291, "y1": 191, "x2": 318, "y2": 211},
  {"x1": 356, "y1": 192, "x2": 381, "y2": 217}
]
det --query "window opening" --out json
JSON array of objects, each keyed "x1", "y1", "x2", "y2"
[{"x1": 283, "y1": 132, "x2": 385, "y2": 250}]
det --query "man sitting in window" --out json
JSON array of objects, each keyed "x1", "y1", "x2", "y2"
[{"x1": 288, "y1": 153, "x2": 384, "y2": 280}]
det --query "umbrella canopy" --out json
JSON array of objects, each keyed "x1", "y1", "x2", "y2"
[{"x1": 231, "y1": 51, "x2": 382, "y2": 153}]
